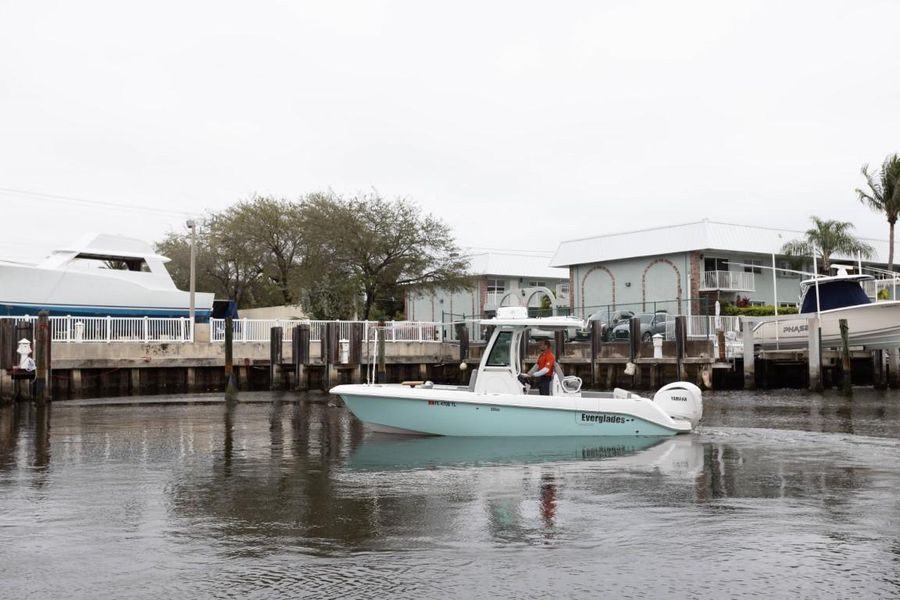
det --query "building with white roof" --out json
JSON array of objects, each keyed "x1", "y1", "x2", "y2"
[
  {"x1": 405, "y1": 250, "x2": 569, "y2": 324},
  {"x1": 550, "y1": 219, "x2": 897, "y2": 317}
]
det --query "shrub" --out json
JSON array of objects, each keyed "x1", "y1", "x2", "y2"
[{"x1": 719, "y1": 304, "x2": 798, "y2": 317}]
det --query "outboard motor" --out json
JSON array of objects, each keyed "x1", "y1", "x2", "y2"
[{"x1": 653, "y1": 382, "x2": 703, "y2": 429}]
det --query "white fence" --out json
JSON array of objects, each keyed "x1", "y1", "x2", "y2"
[
  {"x1": 3, "y1": 316, "x2": 194, "y2": 343},
  {"x1": 209, "y1": 319, "x2": 442, "y2": 344}
]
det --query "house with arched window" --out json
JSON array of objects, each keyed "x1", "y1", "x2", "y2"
[{"x1": 550, "y1": 220, "x2": 895, "y2": 319}]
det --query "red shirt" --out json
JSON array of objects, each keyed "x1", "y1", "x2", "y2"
[{"x1": 537, "y1": 349, "x2": 555, "y2": 376}]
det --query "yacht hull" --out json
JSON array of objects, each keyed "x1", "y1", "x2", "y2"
[
  {"x1": 753, "y1": 302, "x2": 900, "y2": 349},
  {"x1": 331, "y1": 384, "x2": 691, "y2": 437}
]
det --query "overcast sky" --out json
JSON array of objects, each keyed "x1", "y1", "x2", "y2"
[{"x1": 1, "y1": 0, "x2": 898, "y2": 263}]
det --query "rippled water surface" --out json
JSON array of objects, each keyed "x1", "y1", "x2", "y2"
[{"x1": 1, "y1": 390, "x2": 899, "y2": 599}]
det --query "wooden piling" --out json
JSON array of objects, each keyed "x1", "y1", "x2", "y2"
[
  {"x1": 349, "y1": 323, "x2": 364, "y2": 383},
  {"x1": 873, "y1": 349, "x2": 887, "y2": 390},
  {"x1": 807, "y1": 316, "x2": 823, "y2": 392},
  {"x1": 224, "y1": 315, "x2": 237, "y2": 401},
  {"x1": 628, "y1": 317, "x2": 640, "y2": 386},
  {"x1": 34, "y1": 311, "x2": 50, "y2": 403},
  {"x1": 838, "y1": 319, "x2": 851, "y2": 395},
  {"x1": 590, "y1": 319, "x2": 602, "y2": 387},
  {"x1": 675, "y1": 315, "x2": 687, "y2": 382},
  {"x1": 377, "y1": 321, "x2": 387, "y2": 383},
  {"x1": 269, "y1": 326, "x2": 283, "y2": 390},
  {"x1": 741, "y1": 317, "x2": 755, "y2": 390},
  {"x1": 889, "y1": 348, "x2": 900, "y2": 389},
  {"x1": 554, "y1": 330, "x2": 566, "y2": 359},
  {"x1": 292, "y1": 324, "x2": 310, "y2": 391}
]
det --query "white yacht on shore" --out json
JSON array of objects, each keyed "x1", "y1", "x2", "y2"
[{"x1": 0, "y1": 234, "x2": 214, "y2": 319}]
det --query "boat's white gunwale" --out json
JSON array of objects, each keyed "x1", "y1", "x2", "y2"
[{"x1": 330, "y1": 384, "x2": 688, "y2": 432}]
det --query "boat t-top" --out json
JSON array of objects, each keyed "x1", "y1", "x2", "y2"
[{"x1": 330, "y1": 306, "x2": 702, "y2": 437}]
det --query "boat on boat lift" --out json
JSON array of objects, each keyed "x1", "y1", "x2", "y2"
[
  {"x1": 330, "y1": 306, "x2": 703, "y2": 437},
  {"x1": 0, "y1": 233, "x2": 214, "y2": 319},
  {"x1": 752, "y1": 266, "x2": 900, "y2": 349}
]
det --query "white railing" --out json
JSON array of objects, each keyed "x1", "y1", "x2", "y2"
[
  {"x1": 700, "y1": 271, "x2": 755, "y2": 291},
  {"x1": 3, "y1": 316, "x2": 193, "y2": 343},
  {"x1": 862, "y1": 277, "x2": 900, "y2": 300},
  {"x1": 209, "y1": 319, "x2": 443, "y2": 344},
  {"x1": 682, "y1": 315, "x2": 742, "y2": 339}
]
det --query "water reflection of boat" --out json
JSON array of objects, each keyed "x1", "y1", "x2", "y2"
[{"x1": 346, "y1": 434, "x2": 702, "y2": 474}]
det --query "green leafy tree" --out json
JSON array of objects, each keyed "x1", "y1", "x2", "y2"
[
  {"x1": 299, "y1": 192, "x2": 473, "y2": 319},
  {"x1": 856, "y1": 153, "x2": 900, "y2": 272},
  {"x1": 781, "y1": 216, "x2": 874, "y2": 274}
]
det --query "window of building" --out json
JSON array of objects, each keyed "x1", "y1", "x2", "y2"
[
  {"x1": 750, "y1": 300, "x2": 765, "y2": 307},
  {"x1": 704, "y1": 257, "x2": 729, "y2": 272},
  {"x1": 527, "y1": 280, "x2": 547, "y2": 288},
  {"x1": 744, "y1": 259, "x2": 762, "y2": 274},
  {"x1": 779, "y1": 302, "x2": 797, "y2": 308},
  {"x1": 487, "y1": 279, "x2": 505, "y2": 294},
  {"x1": 558, "y1": 283, "x2": 569, "y2": 295}
]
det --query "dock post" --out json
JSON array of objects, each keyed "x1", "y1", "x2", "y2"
[
  {"x1": 457, "y1": 323, "x2": 469, "y2": 363},
  {"x1": 807, "y1": 316, "x2": 823, "y2": 392},
  {"x1": 324, "y1": 322, "x2": 340, "y2": 390},
  {"x1": 554, "y1": 330, "x2": 566, "y2": 359},
  {"x1": 349, "y1": 322, "x2": 364, "y2": 384},
  {"x1": 292, "y1": 324, "x2": 310, "y2": 391},
  {"x1": 889, "y1": 348, "x2": 900, "y2": 389},
  {"x1": 873, "y1": 349, "x2": 886, "y2": 390},
  {"x1": 629, "y1": 317, "x2": 641, "y2": 386},
  {"x1": 590, "y1": 320, "x2": 602, "y2": 387},
  {"x1": 224, "y1": 315, "x2": 237, "y2": 401},
  {"x1": 741, "y1": 317, "x2": 755, "y2": 390},
  {"x1": 269, "y1": 326, "x2": 283, "y2": 390},
  {"x1": 34, "y1": 311, "x2": 50, "y2": 403},
  {"x1": 675, "y1": 315, "x2": 687, "y2": 381},
  {"x1": 377, "y1": 321, "x2": 387, "y2": 383},
  {"x1": 838, "y1": 319, "x2": 852, "y2": 395}
]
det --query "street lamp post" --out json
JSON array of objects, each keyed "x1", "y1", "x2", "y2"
[{"x1": 186, "y1": 219, "x2": 196, "y2": 336}]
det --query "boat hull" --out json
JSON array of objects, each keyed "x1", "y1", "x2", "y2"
[
  {"x1": 0, "y1": 262, "x2": 214, "y2": 319},
  {"x1": 753, "y1": 302, "x2": 900, "y2": 349},
  {"x1": 332, "y1": 385, "x2": 688, "y2": 437}
]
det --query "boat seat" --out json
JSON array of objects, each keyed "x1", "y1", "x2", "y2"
[{"x1": 554, "y1": 364, "x2": 582, "y2": 394}]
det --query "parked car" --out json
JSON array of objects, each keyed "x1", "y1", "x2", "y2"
[
  {"x1": 609, "y1": 312, "x2": 673, "y2": 342},
  {"x1": 573, "y1": 310, "x2": 635, "y2": 341}
]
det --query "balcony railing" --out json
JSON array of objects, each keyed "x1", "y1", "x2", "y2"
[{"x1": 700, "y1": 270, "x2": 755, "y2": 291}]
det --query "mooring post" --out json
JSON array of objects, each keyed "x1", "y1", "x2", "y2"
[
  {"x1": 224, "y1": 315, "x2": 238, "y2": 401},
  {"x1": 839, "y1": 318, "x2": 851, "y2": 395},
  {"x1": 889, "y1": 348, "x2": 900, "y2": 389},
  {"x1": 292, "y1": 323, "x2": 310, "y2": 391},
  {"x1": 269, "y1": 326, "x2": 283, "y2": 390},
  {"x1": 0, "y1": 319, "x2": 14, "y2": 403},
  {"x1": 349, "y1": 322, "x2": 364, "y2": 383},
  {"x1": 34, "y1": 311, "x2": 50, "y2": 403},
  {"x1": 554, "y1": 330, "x2": 566, "y2": 360},
  {"x1": 807, "y1": 316, "x2": 823, "y2": 392},
  {"x1": 675, "y1": 315, "x2": 687, "y2": 381},
  {"x1": 628, "y1": 317, "x2": 640, "y2": 386},
  {"x1": 741, "y1": 317, "x2": 755, "y2": 390},
  {"x1": 873, "y1": 349, "x2": 886, "y2": 390},
  {"x1": 590, "y1": 319, "x2": 602, "y2": 387},
  {"x1": 376, "y1": 320, "x2": 387, "y2": 383}
]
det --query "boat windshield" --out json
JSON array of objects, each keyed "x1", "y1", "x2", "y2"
[
  {"x1": 800, "y1": 280, "x2": 871, "y2": 313},
  {"x1": 486, "y1": 331, "x2": 513, "y2": 367}
]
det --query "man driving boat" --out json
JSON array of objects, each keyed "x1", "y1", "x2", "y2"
[{"x1": 525, "y1": 339, "x2": 556, "y2": 396}]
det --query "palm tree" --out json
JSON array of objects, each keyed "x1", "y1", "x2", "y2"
[
  {"x1": 781, "y1": 216, "x2": 874, "y2": 275},
  {"x1": 856, "y1": 153, "x2": 900, "y2": 272}
]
